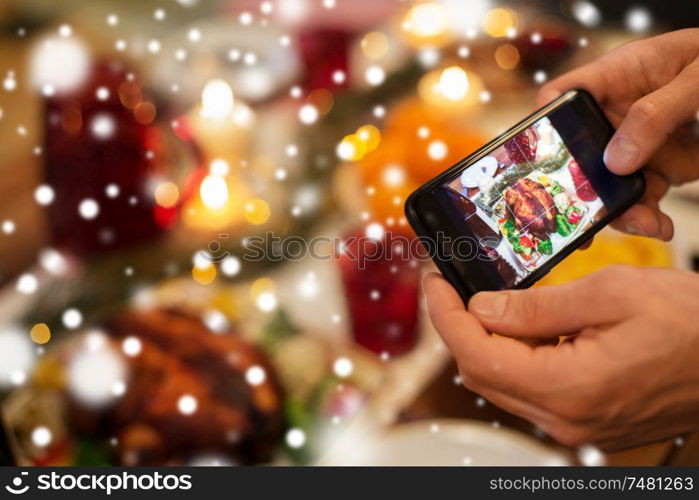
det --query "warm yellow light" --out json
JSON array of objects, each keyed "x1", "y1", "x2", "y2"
[
  {"x1": 419, "y1": 67, "x2": 484, "y2": 111},
  {"x1": 154, "y1": 181, "x2": 180, "y2": 208},
  {"x1": 403, "y1": 2, "x2": 448, "y2": 38},
  {"x1": 483, "y1": 8, "x2": 518, "y2": 38},
  {"x1": 356, "y1": 125, "x2": 381, "y2": 152},
  {"x1": 183, "y1": 174, "x2": 249, "y2": 231},
  {"x1": 201, "y1": 78, "x2": 234, "y2": 119},
  {"x1": 30, "y1": 323, "x2": 51, "y2": 344},
  {"x1": 336, "y1": 134, "x2": 367, "y2": 161},
  {"x1": 250, "y1": 277, "x2": 275, "y2": 300},
  {"x1": 439, "y1": 66, "x2": 469, "y2": 101},
  {"x1": 244, "y1": 198, "x2": 271, "y2": 225},
  {"x1": 361, "y1": 31, "x2": 389, "y2": 59},
  {"x1": 209, "y1": 159, "x2": 230, "y2": 176},
  {"x1": 495, "y1": 43, "x2": 520, "y2": 70},
  {"x1": 192, "y1": 263, "x2": 217, "y2": 285},
  {"x1": 200, "y1": 175, "x2": 229, "y2": 210}
]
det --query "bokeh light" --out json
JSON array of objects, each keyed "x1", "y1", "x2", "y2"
[
  {"x1": 494, "y1": 43, "x2": 520, "y2": 70},
  {"x1": 361, "y1": 31, "x2": 389, "y2": 59},
  {"x1": 201, "y1": 79, "x2": 234, "y2": 119},
  {"x1": 483, "y1": 8, "x2": 519, "y2": 38},
  {"x1": 30, "y1": 323, "x2": 51, "y2": 344}
]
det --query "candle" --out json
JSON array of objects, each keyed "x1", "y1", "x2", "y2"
[
  {"x1": 188, "y1": 78, "x2": 254, "y2": 160},
  {"x1": 180, "y1": 79, "x2": 255, "y2": 231}
]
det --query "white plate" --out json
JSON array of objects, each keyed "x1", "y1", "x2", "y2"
[
  {"x1": 327, "y1": 419, "x2": 570, "y2": 466},
  {"x1": 460, "y1": 156, "x2": 498, "y2": 189}
]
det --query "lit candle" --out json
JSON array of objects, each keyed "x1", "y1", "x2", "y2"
[
  {"x1": 180, "y1": 79, "x2": 255, "y2": 231},
  {"x1": 181, "y1": 158, "x2": 251, "y2": 231},
  {"x1": 188, "y1": 78, "x2": 254, "y2": 160}
]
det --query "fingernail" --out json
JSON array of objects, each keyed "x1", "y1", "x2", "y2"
[
  {"x1": 604, "y1": 135, "x2": 640, "y2": 173},
  {"x1": 469, "y1": 292, "x2": 508, "y2": 318},
  {"x1": 624, "y1": 221, "x2": 642, "y2": 235}
]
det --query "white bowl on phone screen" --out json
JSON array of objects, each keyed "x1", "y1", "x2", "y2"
[{"x1": 460, "y1": 156, "x2": 498, "y2": 189}]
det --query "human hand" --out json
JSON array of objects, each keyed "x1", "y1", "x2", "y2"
[
  {"x1": 536, "y1": 28, "x2": 699, "y2": 241},
  {"x1": 424, "y1": 266, "x2": 699, "y2": 450}
]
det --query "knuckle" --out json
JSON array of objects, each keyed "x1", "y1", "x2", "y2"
[
  {"x1": 546, "y1": 395, "x2": 595, "y2": 423},
  {"x1": 629, "y1": 98, "x2": 659, "y2": 126},
  {"x1": 547, "y1": 423, "x2": 594, "y2": 447},
  {"x1": 457, "y1": 367, "x2": 484, "y2": 393},
  {"x1": 539, "y1": 370, "x2": 608, "y2": 422},
  {"x1": 513, "y1": 289, "x2": 545, "y2": 325}
]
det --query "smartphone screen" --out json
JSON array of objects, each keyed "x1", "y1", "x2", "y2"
[
  {"x1": 442, "y1": 113, "x2": 605, "y2": 287},
  {"x1": 407, "y1": 90, "x2": 644, "y2": 299}
]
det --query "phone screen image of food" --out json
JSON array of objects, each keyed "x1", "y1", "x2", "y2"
[{"x1": 444, "y1": 116, "x2": 605, "y2": 287}]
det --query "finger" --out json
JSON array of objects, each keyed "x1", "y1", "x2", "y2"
[
  {"x1": 535, "y1": 60, "x2": 611, "y2": 108},
  {"x1": 468, "y1": 270, "x2": 636, "y2": 338},
  {"x1": 535, "y1": 86, "x2": 562, "y2": 109},
  {"x1": 423, "y1": 273, "x2": 557, "y2": 395},
  {"x1": 609, "y1": 171, "x2": 674, "y2": 240},
  {"x1": 648, "y1": 128, "x2": 699, "y2": 186},
  {"x1": 604, "y1": 63, "x2": 699, "y2": 175},
  {"x1": 466, "y1": 383, "x2": 558, "y2": 427},
  {"x1": 610, "y1": 204, "x2": 674, "y2": 241}
]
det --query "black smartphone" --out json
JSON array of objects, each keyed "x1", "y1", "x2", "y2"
[{"x1": 405, "y1": 89, "x2": 645, "y2": 303}]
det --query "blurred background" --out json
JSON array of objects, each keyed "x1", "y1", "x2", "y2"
[{"x1": 0, "y1": 0, "x2": 698, "y2": 466}]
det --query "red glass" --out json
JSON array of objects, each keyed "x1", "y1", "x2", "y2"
[
  {"x1": 338, "y1": 229, "x2": 420, "y2": 356},
  {"x1": 43, "y1": 61, "x2": 163, "y2": 256}
]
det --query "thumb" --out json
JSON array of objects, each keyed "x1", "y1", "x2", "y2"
[
  {"x1": 604, "y1": 64, "x2": 699, "y2": 175},
  {"x1": 468, "y1": 269, "x2": 637, "y2": 338}
]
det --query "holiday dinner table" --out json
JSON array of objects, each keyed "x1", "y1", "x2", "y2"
[{"x1": 0, "y1": 0, "x2": 698, "y2": 467}]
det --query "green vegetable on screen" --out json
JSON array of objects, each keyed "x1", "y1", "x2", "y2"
[
  {"x1": 512, "y1": 240, "x2": 523, "y2": 253},
  {"x1": 556, "y1": 214, "x2": 571, "y2": 236},
  {"x1": 538, "y1": 239, "x2": 553, "y2": 255}
]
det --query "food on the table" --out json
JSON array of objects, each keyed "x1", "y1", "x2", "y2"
[
  {"x1": 567, "y1": 159, "x2": 599, "y2": 201},
  {"x1": 495, "y1": 175, "x2": 587, "y2": 270},
  {"x1": 459, "y1": 155, "x2": 498, "y2": 189},
  {"x1": 74, "y1": 308, "x2": 285, "y2": 465},
  {"x1": 503, "y1": 178, "x2": 557, "y2": 238},
  {"x1": 504, "y1": 128, "x2": 538, "y2": 164}
]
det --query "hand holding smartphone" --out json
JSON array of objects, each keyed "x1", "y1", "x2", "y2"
[{"x1": 405, "y1": 90, "x2": 645, "y2": 303}]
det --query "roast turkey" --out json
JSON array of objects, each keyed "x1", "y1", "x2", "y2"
[{"x1": 503, "y1": 178, "x2": 558, "y2": 237}]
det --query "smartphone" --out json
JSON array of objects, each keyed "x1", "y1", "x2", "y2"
[{"x1": 405, "y1": 89, "x2": 645, "y2": 303}]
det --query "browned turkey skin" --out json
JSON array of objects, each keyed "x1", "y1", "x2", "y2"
[
  {"x1": 68, "y1": 308, "x2": 285, "y2": 465},
  {"x1": 503, "y1": 178, "x2": 558, "y2": 237}
]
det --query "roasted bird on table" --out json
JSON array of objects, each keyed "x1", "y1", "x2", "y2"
[
  {"x1": 503, "y1": 178, "x2": 558, "y2": 237},
  {"x1": 67, "y1": 308, "x2": 285, "y2": 466}
]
